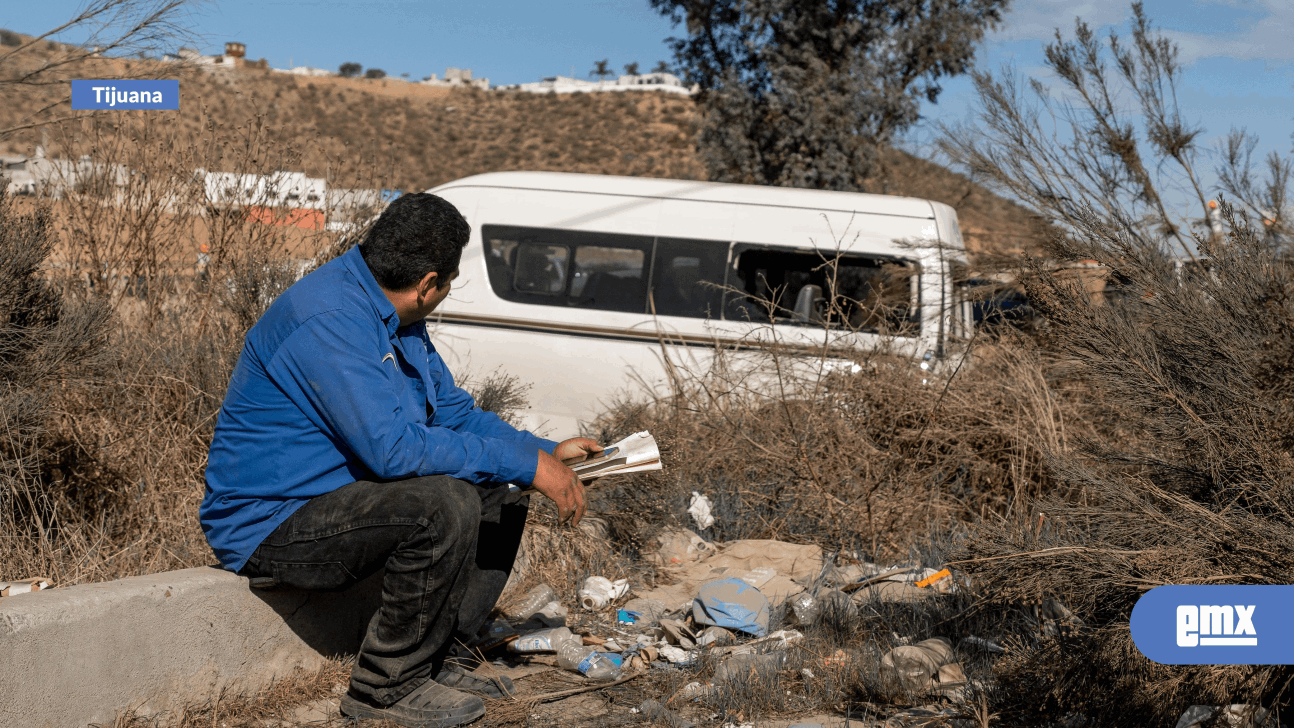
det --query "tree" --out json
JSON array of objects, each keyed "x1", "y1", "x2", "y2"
[
  {"x1": 364, "y1": 68, "x2": 385, "y2": 79},
  {"x1": 624, "y1": 61, "x2": 640, "y2": 76},
  {"x1": 589, "y1": 59, "x2": 613, "y2": 81},
  {"x1": 651, "y1": 0, "x2": 1008, "y2": 192},
  {"x1": 338, "y1": 61, "x2": 361, "y2": 77},
  {"x1": 652, "y1": 60, "x2": 669, "y2": 74}
]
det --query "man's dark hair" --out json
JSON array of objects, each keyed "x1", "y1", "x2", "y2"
[{"x1": 360, "y1": 193, "x2": 470, "y2": 290}]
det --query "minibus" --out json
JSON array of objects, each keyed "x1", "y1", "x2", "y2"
[{"x1": 426, "y1": 172, "x2": 969, "y2": 437}]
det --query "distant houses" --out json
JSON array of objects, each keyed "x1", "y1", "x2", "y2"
[
  {"x1": 157, "y1": 41, "x2": 695, "y2": 95},
  {"x1": 500, "y1": 72, "x2": 693, "y2": 96}
]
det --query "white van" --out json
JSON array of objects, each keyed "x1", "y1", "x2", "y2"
[{"x1": 426, "y1": 171, "x2": 969, "y2": 437}]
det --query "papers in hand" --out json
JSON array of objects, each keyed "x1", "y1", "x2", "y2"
[{"x1": 568, "y1": 430, "x2": 661, "y2": 481}]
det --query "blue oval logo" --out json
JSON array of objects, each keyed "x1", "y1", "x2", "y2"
[{"x1": 1131, "y1": 585, "x2": 1294, "y2": 664}]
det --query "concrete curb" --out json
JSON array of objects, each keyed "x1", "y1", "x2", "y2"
[{"x1": 0, "y1": 565, "x2": 382, "y2": 728}]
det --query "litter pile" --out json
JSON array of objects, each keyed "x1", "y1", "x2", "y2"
[{"x1": 485, "y1": 526, "x2": 988, "y2": 720}]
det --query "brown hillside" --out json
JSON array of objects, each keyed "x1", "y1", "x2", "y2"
[{"x1": 1, "y1": 36, "x2": 1044, "y2": 256}]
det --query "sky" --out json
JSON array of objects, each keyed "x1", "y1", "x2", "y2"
[{"x1": 6, "y1": 0, "x2": 1292, "y2": 210}]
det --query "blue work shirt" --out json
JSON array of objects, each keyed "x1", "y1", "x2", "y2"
[{"x1": 201, "y1": 245, "x2": 558, "y2": 572}]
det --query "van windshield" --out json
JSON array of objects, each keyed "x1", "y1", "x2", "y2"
[{"x1": 725, "y1": 246, "x2": 918, "y2": 335}]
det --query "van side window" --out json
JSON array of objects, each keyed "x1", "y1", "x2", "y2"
[
  {"x1": 570, "y1": 245, "x2": 647, "y2": 312},
  {"x1": 513, "y1": 244, "x2": 568, "y2": 295},
  {"x1": 481, "y1": 225, "x2": 651, "y2": 313},
  {"x1": 649, "y1": 237, "x2": 728, "y2": 319},
  {"x1": 725, "y1": 246, "x2": 918, "y2": 335}
]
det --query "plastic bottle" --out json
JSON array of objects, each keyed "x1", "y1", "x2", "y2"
[
  {"x1": 507, "y1": 627, "x2": 571, "y2": 654},
  {"x1": 506, "y1": 583, "x2": 558, "y2": 620},
  {"x1": 552, "y1": 630, "x2": 622, "y2": 680}
]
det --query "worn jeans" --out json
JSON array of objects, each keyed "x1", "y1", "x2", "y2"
[{"x1": 240, "y1": 476, "x2": 528, "y2": 707}]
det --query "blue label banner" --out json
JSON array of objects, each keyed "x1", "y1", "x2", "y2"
[
  {"x1": 71, "y1": 80, "x2": 179, "y2": 110},
  {"x1": 1131, "y1": 585, "x2": 1294, "y2": 664}
]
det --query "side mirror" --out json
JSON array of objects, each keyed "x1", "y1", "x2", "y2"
[{"x1": 792, "y1": 284, "x2": 825, "y2": 323}]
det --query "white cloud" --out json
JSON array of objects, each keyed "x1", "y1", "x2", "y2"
[
  {"x1": 1168, "y1": 1, "x2": 1294, "y2": 62},
  {"x1": 990, "y1": 0, "x2": 1130, "y2": 43},
  {"x1": 990, "y1": 0, "x2": 1294, "y2": 63}
]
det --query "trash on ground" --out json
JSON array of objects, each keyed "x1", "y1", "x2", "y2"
[
  {"x1": 674, "y1": 681, "x2": 716, "y2": 700},
  {"x1": 821, "y1": 648, "x2": 850, "y2": 667},
  {"x1": 713, "y1": 651, "x2": 786, "y2": 684},
  {"x1": 937, "y1": 662, "x2": 967, "y2": 685},
  {"x1": 1176, "y1": 704, "x2": 1270, "y2": 728},
  {"x1": 788, "y1": 591, "x2": 817, "y2": 626},
  {"x1": 850, "y1": 580, "x2": 931, "y2": 604},
  {"x1": 693, "y1": 577, "x2": 770, "y2": 637},
  {"x1": 696, "y1": 625, "x2": 736, "y2": 648},
  {"x1": 577, "y1": 575, "x2": 629, "y2": 610},
  {"x1": 913, "y1": 568, "x2": 952, "y2": 589},
  {"x1": 508, "y1": 627, "x2": 573, "y2": 653},
  {"x1": 688, "y1": 490, "x2": 715, "y2": 530},
  {"x1": 636, "y1": 538, "x2": 821, "y2": 611},
  {"x1": 1, "y1": 577, "x2": 52, "y2": 597},
  {"x1": 639, "y1": 699, "x2": 695, "y2": 728},
  {"x1": 530, "y1": 600, "x2": 568, "y2": 627},
  {"x1": 620, "y1": 597, "x2": 666, "y2": 627},
  {"x1": 961, "y1": 635, "x2": 1006, "y2": 653},
  {"x1": 505, "y1": 583, "x2": 558, "y2": 621},
  {"x1": 649, "y1": 529, "x2": 717, "y2": 566},
  {"x1": 552, "y1": 628, "x2": 622, "y2": 680},
  {"x1": 1032, "y1": 598, "x2": 1085, "y2": 637},
  {"x1": 658, "y1": 644, "x2": 693, "y2": 664},
  {"x1": 879, "y1": 637, "x2": 956, "y2": 692},
  {"x1": 658, "y1": 617, "x2": 698, "y2": 647},
  {"x1": 724, "y1": 629, "x2": 804, "y2": 657},
  {"x1": 477, "y1": 620, "x2": 519, "y2": 651}
]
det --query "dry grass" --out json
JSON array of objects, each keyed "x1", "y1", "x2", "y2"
[{"x1": 104, "y1": 657, "x2": 353, "y2": 727}]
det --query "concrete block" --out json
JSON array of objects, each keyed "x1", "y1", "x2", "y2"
[{"x1": 0, "y1": 565, "x2": 383, "y2": 728}]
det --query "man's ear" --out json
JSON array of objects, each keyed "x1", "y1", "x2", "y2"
[{"x1": 416, "y1": 270, "x2": 440, "y2": 299}]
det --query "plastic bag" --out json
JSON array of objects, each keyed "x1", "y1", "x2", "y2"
[{"x1": 692, "y1": 578, "x2": 770, "y2": 637}]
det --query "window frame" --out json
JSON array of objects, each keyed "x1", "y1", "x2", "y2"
[{"x1": 723, "y1": 242, "x2": 921, "y2": 335}]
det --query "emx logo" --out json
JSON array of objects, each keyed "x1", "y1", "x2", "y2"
[
  {"x1": 1133, "y1": 586, "x2": 1293, "y2": 664},
  {"x1": 1177, "y1": 605, "x2": 1256, "y2": 646}
]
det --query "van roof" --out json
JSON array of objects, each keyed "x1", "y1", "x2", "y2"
[{"x1": 430, "y1": 171, "x2": 942, "y2": 220}]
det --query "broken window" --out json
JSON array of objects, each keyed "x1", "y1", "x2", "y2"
[{"x1": 724, "y1": 246, "x2": 918, "y2": 335}]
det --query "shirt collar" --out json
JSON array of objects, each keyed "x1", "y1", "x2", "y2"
[{"x1": 341, "y1": 245, "x2": 400, "y2": 337}]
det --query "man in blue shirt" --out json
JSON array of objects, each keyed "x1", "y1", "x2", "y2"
[{"x1": 201, "y1": 193, "x2": 601, "y2": 727}]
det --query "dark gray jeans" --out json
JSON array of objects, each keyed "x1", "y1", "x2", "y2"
[{"x1": 240, "y1": 476, "x2": 528, "y2": 707}]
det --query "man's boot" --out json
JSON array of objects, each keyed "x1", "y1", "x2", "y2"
[{"x1": 340, "y1": 679, "x2": 485, "y2": 727}]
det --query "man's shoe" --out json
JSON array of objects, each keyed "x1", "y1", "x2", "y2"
[
  {"x1": 340, "y1": 680, "x2": 485, "y2": 727},
  {"x1": 435, "y1": 661, "x2": 515, "y2": 699}
]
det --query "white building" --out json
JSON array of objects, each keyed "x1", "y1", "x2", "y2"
[
  {"x1": 272, "y1": 66, "x2": 335, "y2": 77},
  {"x1": 503, "y1": 72, "x2": 693, "y2": 96},
  {"x1": 419, "y1": 67, "x2": 490, "y2": 90}
]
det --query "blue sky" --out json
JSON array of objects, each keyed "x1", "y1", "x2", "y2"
[{"x1": 7, "y1": 0, "x2": 1292, "y2": 206}]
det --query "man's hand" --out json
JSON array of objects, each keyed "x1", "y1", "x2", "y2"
[
  {"x1": 554, "y1": 437, "x2": 604, "y2": 465},
  {"x1": 532, "y1": 449, "x2": 587, "y2": 526}
]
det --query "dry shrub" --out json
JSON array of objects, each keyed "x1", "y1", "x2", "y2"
[
  {"x1": 0, "y1": 190, "x2": 112, "y2": 581},
  {"x1": 934, "y1": 4, "x2": 1294, "y2": 723},
  {"x1": 957, "y1": 209, "x2": 1294, "y2": 726},
  {"x1": 0, "y1": 108, "x2": 382, "y2": 584},
  {"x1": 586, "y1": 321, "x2": 1070, "y2": 561}
]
